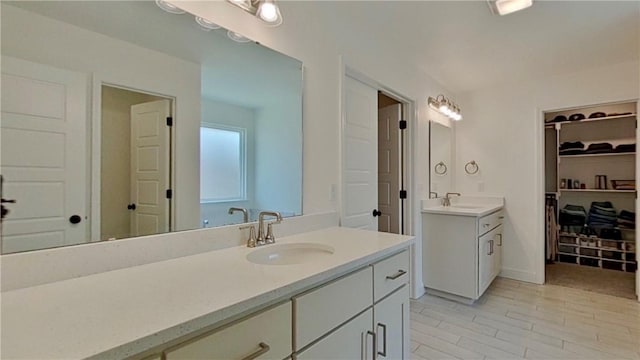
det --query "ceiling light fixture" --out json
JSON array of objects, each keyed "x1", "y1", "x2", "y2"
[
  {"x1": 428, "y1": 95, "x2": 462, "y2": 121},
  {"x1": 155, "y1": 0, "x2": 186, "y2": 14},
  {"x1": 195, "y1": 16, "x2": 221, "y2": 31},
  {"x1": 487, "y1": 0, "x2": 533, "y2": 16},
  {"x1": 227, "y1": 0, "x2": 283, "y2": 26}
]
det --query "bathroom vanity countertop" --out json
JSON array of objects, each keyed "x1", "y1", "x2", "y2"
[
  {"x1": 421, "y1": 204, "x2": 503, "y2": 217},
  {"x1": 421, "y1": 196, "x2": 504, "y2": 217},
  {"x1": 1, "y1": 227, "x2": 414, "y2": 359}
]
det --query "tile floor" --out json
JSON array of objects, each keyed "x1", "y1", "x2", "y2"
[{"x1": 410, "y1": 277, "x2": 640, "y2": 360}]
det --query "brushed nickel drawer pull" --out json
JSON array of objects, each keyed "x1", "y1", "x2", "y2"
[
  {"x1": 241, "y1": 342, "x2": 270, "y2": 360},
  {"x1": 497, "y1": 233, "x2": 503, "y2": 246},
  {"x1": 386, "y1": 269, "x2": 407, "y2": 280}
]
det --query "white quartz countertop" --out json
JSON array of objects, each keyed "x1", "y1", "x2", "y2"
[
  {"x1": 1, "y1": 227, "x2": 414, "y2": 359},
  {"x1": 421, "y1": 196, "x2": 504, "y2": 217}
]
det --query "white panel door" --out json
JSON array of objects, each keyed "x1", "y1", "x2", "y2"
[
  {"x1": 342, "y1": 76, "x2": 378, "y2": 230},
  {"x1": 378, "y1": 104, "x2": 401, "y2": 234},
  {"x1": 130, "y1": 100, "x2": 171, "y2": 237},
  {"x1": 0, "y1": 56, "x2": 88, "y2": 253}
]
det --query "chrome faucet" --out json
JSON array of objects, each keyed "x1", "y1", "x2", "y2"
[
  {"x1": 258, "y1": 211, "x2": 282, "y2": 244},
  {"x1": 228, "y1": 207, "x2": 249, "y2": 223},
  {"x1": 442, "y1": 192, "x2": 461, "y2": 207}
]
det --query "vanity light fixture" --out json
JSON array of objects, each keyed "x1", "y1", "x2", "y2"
[
  {"x1": 195, "y1": 16, "x2": 221, "y2": 31},
  {"x1": 428, "y1": 95, "x2": 462, "y2": 121},
  {"x1": 155, "y1": 0, "x2": 185, "y2": 14},
  {"x1": 487, "y1": 0, "x2": 533, "y2": 16},
  {"x1": 227, "y1": 0, "x2": 283, "y2": 26}
]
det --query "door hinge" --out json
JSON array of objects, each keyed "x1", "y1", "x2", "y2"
[
  {"x1": 166, "y1": 189, "x2": 172, "y2": 199},
  {"x1": 166, "y1": 117, "x2": 173, "y2": 127},
  {"x1": 399, "y1": 190, "x2": 407, "y2": 199},
  {"x1": 399, "y1": 120, "x2": 407, "y2": 130}
]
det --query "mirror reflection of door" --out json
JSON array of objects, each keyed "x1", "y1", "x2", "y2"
[
  {"x1": 100, "y1": 86, "x2": 172, "y2": 240},
  {"x1": 1, "y1": 56, "x2": 89, "y2": 253}
]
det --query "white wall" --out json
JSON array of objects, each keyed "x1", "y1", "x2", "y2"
[
  {"x1": 171, "y1": 0, "x2": 458, "y2": 298},
  {"x1": 1, "y1": 4, "x2": 202, "y2": 233},
  {"x1": 456, "y1": 60, "x2": 639, "y2": 283},
  {"x1": 200, "y1": 98, "x2": 256, "y2": 227},
  {"x1": 254, "y1": 100, "x2": 302, "y2": 214}
]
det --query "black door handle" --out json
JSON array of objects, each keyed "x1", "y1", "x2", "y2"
[
  {"x1": 69, "y1": 215, "x2": 82, "y2": 224},
  {"x1": 372, "y1": 209, "x2": 382, "y2": 217},
  {"x1": 1, "y1": 198, "x2": 16, "y2": 203},
  {"x1": 127, "y1": 203, "x2": 136, "y2": 210}
]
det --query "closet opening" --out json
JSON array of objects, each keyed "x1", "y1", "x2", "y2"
[{"x1": 543, "y1": 100, "x2": 638, "y2": 300}]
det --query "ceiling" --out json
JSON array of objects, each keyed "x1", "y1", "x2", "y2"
[{"x1": 305, "y1": 0, "x2": 639, "y2": 93}]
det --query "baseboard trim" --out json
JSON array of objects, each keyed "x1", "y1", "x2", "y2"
[{"x1": 499, "y1": 267, "x2": 540, "y2": 284}]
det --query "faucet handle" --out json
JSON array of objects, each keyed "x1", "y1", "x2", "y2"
[
  {"x1": 265, "y1": 223, "x2": 276, "y2": 244},
  {"x1": 239, "y1": 224, "x2": 257, "y2": 248}
]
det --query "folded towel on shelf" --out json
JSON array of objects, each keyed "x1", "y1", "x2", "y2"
[
  {"x1": 587, "y1": 201, "x2": 617, "y2": 229},
  {"x1": 559, "y1": 141, "x2": 585, "y2": 151},
  {"x1": 559, "y1": 205, "x2": 587, "y2": 227},
  {"x1": 618, "y1": 210, "x2": 635, "y2": 221},
  {"x1": 614, "y1": 143, "x2": 635, "y2": 153},
  {"x1": 584, "y1": 142, "x2": 613, "y2": 154}
]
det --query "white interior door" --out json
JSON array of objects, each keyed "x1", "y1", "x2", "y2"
[
  {"x1": 0, "y1": 56, "x2": 88, "y2": 253},
  {"x1": 378, "y1": 104, "x2": 401, "y2": 234},
  {"x1": 130, "y1": 100, "x2": 171, "y2": 237},
  {"x1": 342, "y1": 76, "x2": 378, "y2": 230}
]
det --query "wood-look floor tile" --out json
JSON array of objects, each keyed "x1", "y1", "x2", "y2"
[
  {"x1": 413, "y1": 345, "x2": 459, "y2": 360},
  {"x1": 412, "y1": 329, "x2": 484, "y2": 359},
  {"x1": 457, "y1": 337, "x2": 525, "y2": 359},
  {"x1": 412, "y1": 277, "x2": 640, "y2": 360}
]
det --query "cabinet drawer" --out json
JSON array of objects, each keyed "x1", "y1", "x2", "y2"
[
  {"x1": 478, "y1": 210, "x2": 504, "y2": 236},
  {"x1": 165, "y1": 302, "x2": 291, "y2": 360},
  {"x1": 293, "y1": 267, "x2": 372, "y2": 351},
  {"x1": 373, "y1": 250, "x2": 409, "y2": 302}
]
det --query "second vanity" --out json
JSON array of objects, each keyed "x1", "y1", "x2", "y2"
[
  {"x1": 1, "y1": 227, "x2": 413, "y2": 359},
  {"x1": 422, "y1": 196, "x2": 504, "y2": 303}
]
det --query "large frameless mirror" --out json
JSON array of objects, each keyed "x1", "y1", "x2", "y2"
[{"x1": 0, "y1": 1, "x2": 303, "y2": 254}]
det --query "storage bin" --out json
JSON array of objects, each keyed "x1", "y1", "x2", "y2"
[
  {"x1": 558, "y1": 245, "x2": 576, "y2": 254},
  {"x1": 558, "y1": 254, "x2": 577, "y2": 264},
  {"x1": 579, "y1": 248, "x2": 598, "y2": 257},
  {"x1": 559, "y1": 235, "x2": 577, "y2": 244},
  {"x1": 601, "y1": 251, "x2": 622, "y2": 260},
  {"x1": 602, "y1": 260, "x2": 623, "y2": 271},
  {"x1": 599, "y1": 239, "x2": 621, "y2": 250},
  {"x1": 579, "y1": 257, "x2": 599, "y2": 267}
]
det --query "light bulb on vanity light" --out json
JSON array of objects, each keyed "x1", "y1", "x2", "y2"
[
  {"x1": 195, "y1": 16, "x2": 221, "y2": 31},
  {"x1": 257, "y1": 0, "x2": 283, "y2": 26}
]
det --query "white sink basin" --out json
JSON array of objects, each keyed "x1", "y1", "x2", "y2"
[
  {"x1": 449, "y1": 204, "x2": 484, "y2": 209},
  {"x1": 246, "y1": 243, "x2": 335, "y2": 265}
]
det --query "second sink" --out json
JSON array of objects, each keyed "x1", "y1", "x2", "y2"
[{"x1": 247, "y1": 243, "x2": 335, "y2": 265}]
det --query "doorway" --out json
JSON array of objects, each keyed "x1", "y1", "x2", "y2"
[
  {"x1": 99, "y1": 85, "x2": 173, "y2": 241},
  {"x1": 542, "y1": 101, "x2": 638, "y2": 300},
  {"x1": 378, "y1": 92, "x2": 404, "y2": 235}
]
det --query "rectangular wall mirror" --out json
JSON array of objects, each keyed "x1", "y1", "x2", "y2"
[
  {"x1": 429, "y1": 121, "x2": 454, "y2": 198},
  {"x1": 0, "y1": 1, "x2": 303, "y2": 254}
]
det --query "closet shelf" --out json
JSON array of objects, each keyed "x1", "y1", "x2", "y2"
[
  {"x1": 560, "y1": 189, "x2": 635, "y2": 193},
  {"x1": 559, "y1": 152, "x2": 635, "y2": 159},
  {"x1": 553, "y1": 113, "x2": 636, "y2": 125}
]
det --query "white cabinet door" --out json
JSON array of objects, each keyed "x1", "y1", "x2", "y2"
[
  {"x1": 165, "y1": 302, "x2": 291, "y2": 360},
  {"x1": 374, "y1": 286, "x2": 409, "y2": 360},
  {"x1": 478, "y1": 226, "x2": 501, "y2": 297},
  {"x1": 296, "y1": 309, "x2": 373, "y2": 360}
]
